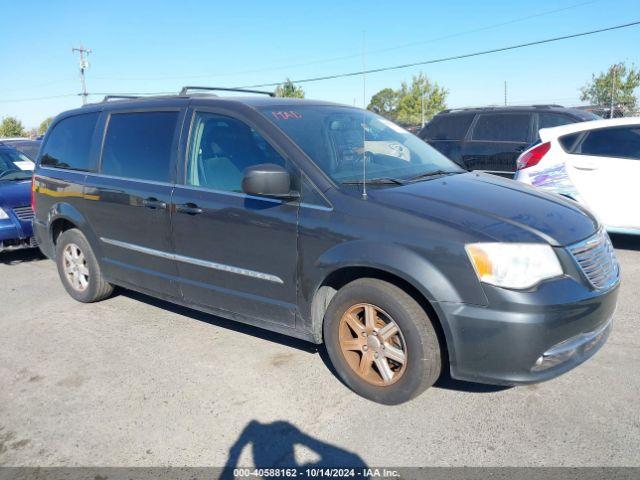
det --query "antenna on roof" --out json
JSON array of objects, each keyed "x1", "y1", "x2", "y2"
[{"x1": 361, "y1": 31, "x2": 368, "y2": 200}]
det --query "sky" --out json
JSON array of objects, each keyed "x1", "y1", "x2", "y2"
[{"x1": 1, "y1": 0, "x2": 639, "y2": 128}]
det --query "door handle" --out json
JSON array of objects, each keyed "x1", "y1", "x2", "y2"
[
  {"x1": 175, "y1": 202, "x2": 203, "y2": 215},
  {"x1": 142, "y1": 197, "x2": 167, "y2": 209}
]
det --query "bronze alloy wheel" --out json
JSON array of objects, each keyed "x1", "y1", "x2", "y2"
[{"x1": 338, "y1": 303, "x2": 408, "y2": 386}]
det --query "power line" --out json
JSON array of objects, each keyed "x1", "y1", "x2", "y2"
[
  {"x1": 2, "y1": 19, "x2": 639, "y2": 104},
  {"x1": 89, "y1": 0, "x2": 601, "y2": 83},
  {"x1": 0, "y1": 93, "x2": 77, "y2": 104},
  {"x1": 238, "y1": 20, "x2": 640, "y2": 89}
]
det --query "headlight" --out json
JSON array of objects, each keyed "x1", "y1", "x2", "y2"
[
  {"x1": 0, "y1": 208, "x2": 9, "y2": 220},
  {"x1": 465, "y1": 243, "x2": 563, "y2": 289}
]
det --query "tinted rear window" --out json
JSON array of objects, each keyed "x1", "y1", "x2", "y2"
[
  {"x1": 101, "y1": 111, "x2": 179, "y2": 182},
  {"x1": 539, "y1": 113, "x2": 577, "y2": 130},
  {"x1": 559, "y1": 132, "x2": 582, "y2": 152},
  {"x1": 472, "y1": 113, "x2": 531, "y2": 142},
  {"x1": 577, "y1": 126, "x2": 640, "y2": 159},
  {"x1": 421, "y1": 114, "x2": 475, "y2": 140},
  {"x1": 40, "y1": 113, "x2": 99, "y2": 171}
]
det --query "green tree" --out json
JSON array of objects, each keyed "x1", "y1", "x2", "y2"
[
  {"x1": 367, "y1": 73, "x2": 447, "y2": 125},
  {"x1": 274, "y1": 78, "x2": 305, "y2": 98},
  {"x1": 0, "y1": 116, "x2": 25, "y2": 137},
  {"x1": 367, "y1": 88, "x2": 401, "y2": 118},
  {"x1": 580, "y1": 62, "x2": 640, "y2": 114},
  {"x1": 395, "y1": 73, "x2": 448, "y2": 126},
  {"x1": 39, "y1": 116, "x2": 54, "y2": 135}
]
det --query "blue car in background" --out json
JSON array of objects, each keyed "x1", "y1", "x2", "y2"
[{"x1": 0, "y1": 142, "x2": 36, "y2": 253}]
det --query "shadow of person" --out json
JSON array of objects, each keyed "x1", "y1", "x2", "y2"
[{"x1": 221, "y1": 420, "x2": 367, "y2": 479}]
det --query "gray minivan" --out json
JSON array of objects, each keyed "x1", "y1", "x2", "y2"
[{"x1": 33, "y1": 88, "x2": 619, "y2": 404}]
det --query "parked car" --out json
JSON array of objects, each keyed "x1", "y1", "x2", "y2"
[
  {"x1": 418, "y1": 105, "x2": 599, "y2": 177},
  {"x1": 1, "y1": 138, "x2": 42, "y2": 161},
  {"x1": 33, "y1": 89, "x2": 619, "y2": 404},
  {"x1": 514, "y1": 117, "x2": 640, "y2": 235},
  {"x1": 0, "y1": 142, "x2": 36, "y2": 252}
]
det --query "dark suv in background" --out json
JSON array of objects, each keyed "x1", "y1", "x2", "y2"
[
  {"x1": 419, "y1": 105, "x2": 599, "y2": 177},
  {"x1": 33, "y1": 89, "x2": 618, "y2": 404}
]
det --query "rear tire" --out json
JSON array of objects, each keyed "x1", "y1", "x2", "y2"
[
  {"x1": 323, "y1": 278, "x2": 441, "y2": 405},
  {"x1": 55, "y1": 228, "x2": 113, "y2": 303}
]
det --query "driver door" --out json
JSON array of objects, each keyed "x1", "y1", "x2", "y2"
[{"x1": 170, "y1": 109, "x2": 300, "y2": 327}]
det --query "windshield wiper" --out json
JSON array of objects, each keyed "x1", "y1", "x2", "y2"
[
  {"x1": 342, "y1": 177, "x2": 406, "y2": 186},
  {"x1": 406, "y1": 170, "x2": 461, "y2": 182}
]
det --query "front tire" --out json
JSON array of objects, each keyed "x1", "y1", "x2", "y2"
[
  {"x1": 323, "y1": 278, "x2": 442, "y2": 405},
  {"x1": 55, "y1": 228, "x2": 113, "y2": 303}
]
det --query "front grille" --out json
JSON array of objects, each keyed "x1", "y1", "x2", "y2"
[
  {"x1": 569, "y1": 230, "x2": 620, "y2": 290},
  {"x1": 12, "y1": 206, "x2": 34, "y2": 221}
]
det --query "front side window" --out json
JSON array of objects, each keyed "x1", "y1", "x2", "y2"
[
  {"x1": 472, "y1": 113, "x2": 531, "y2": 142},
  {"x1": 40, "y1": 112, "x2": 99, "y2": 171},
  {"x1": 576, "y1": 126, "x2": 640, "y2": 159},
  {"x1": 186, "y1": 112, "x2": 287, "y2": 192},
  {"x1": 101, "y1": 111, "x2": 179, "y2": 182},
  {"x1": 258, "y1": 106, "x2": 460, "y2": 184}
]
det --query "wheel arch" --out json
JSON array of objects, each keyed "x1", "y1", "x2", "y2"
[
  {"x1": 309, "y1": 262, "x2": 455, "y2": 372},
  {"x1": 47, "y1": 202, "x2": 101, "y2": 260}
]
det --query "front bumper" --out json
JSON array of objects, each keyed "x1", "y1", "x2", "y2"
[
  {"x1": 436, "y1": 277, "x2": 619, "y2": 385},
  {"x1": 0, "y1": 220, "x2": 36, "y2": 253}
]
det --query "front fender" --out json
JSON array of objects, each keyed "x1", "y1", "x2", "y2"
[{"x1": 314, "y1": 240, "x2": 466, "y2": 303}]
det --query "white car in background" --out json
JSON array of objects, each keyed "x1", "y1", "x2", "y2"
[{"x1": 514, "y1": 117, "x2": 640, "y2": 235}]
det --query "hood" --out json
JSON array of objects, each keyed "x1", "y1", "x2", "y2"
[
  {"x1": 0, "y1": 180, "x2": 32, "y2": 210},
  {"x1": 369, "y1": 172, "x2": 598, "y2": 246}
]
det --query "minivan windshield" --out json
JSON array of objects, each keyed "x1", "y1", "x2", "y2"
[
  {"x1": 259, "y1": 105, "x2": 463, "y2": 184},
  {"x1": 0, "y1": 148, "x2": 34, "y2": 181}
]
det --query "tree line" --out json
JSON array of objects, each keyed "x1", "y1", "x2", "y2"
[{"x1": 2, "y1": 63, "x2": 638, "y2": 138}]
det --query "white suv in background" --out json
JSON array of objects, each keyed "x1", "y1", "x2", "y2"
[{"x1": 514, "y1": 117, "x2": 640, "y2": 235}]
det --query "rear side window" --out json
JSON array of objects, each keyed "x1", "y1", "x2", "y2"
[
  {"x1": 422, "y1": 114, "x2": 474, "y2": 140},
  {"x1": 558, "y1": 132, "x2": 582, "y2": 152},
  {"x1": 576, "y1": 126, "x2": 640, "y2": 159},
  {"x1": 40, "y1": 113, "x2": 99, "y2": 171},
  {"x1": 472, "y1": 113, "x2": 531, "y2": 142},
  {"x1": 101, "y1": 111, "x2": 179, "y2": 182},
  {"x1": 539, "y1": 113, "x2": 576, "y2": 130}
]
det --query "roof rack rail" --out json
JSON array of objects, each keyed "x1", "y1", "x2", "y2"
[
  {"x1": 179, "y1": 86, "x2": 275, "y2": 97},
  {"x1": 102, "y1": 95, "x2": 141, "y2": 102},
  {"x1": 532, "y1": 104, "x2": 564, "y2": 108}
]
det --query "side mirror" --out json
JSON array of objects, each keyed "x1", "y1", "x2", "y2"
[{"x1": 241, "y1": 163, "x2": 299, "y2": 199}]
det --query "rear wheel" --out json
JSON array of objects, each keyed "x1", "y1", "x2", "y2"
[
  {"x1": 55, "y1": 228, "x2": 113, "y2": 303},
  {"x1": 323, "y1": 278, "x2": 441, "y2": 404}
]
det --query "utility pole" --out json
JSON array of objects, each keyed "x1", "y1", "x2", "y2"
[
  {"x1": 72, "y1": 45, "x2": 92, "y2": 105},
  {"x1": 504, "y1": 80, "x2": 508, "y2": 106},
  {"x1": 421, "y1": 90, "x2": 425, "y2": 128},
  {"x1": 610, "y1": 64, "x2": 617, "y2": 119}
]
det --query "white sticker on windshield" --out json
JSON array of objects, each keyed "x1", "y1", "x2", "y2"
[
  {"x1": 13, "y1": 160, "x2": 34, "y2": 171},
  {"x1": 378, "y1": 118, "x2": 408, "y2": 134}
]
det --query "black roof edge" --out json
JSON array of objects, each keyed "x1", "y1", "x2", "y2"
[{"x1": 439, "y1": 104, "x2": 565, "y2": 114}]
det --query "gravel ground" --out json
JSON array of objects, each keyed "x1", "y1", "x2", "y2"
[{"x1": 0, "y1": 235, "x2": 638, "y2": 467}]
